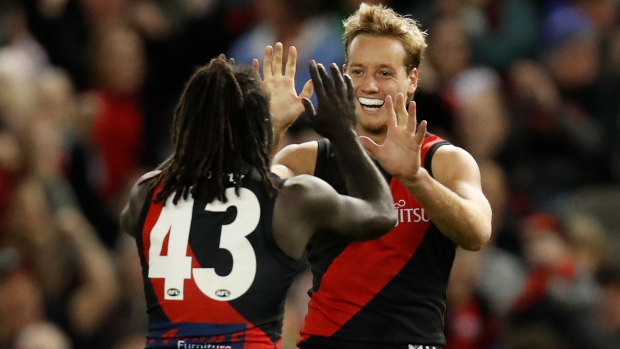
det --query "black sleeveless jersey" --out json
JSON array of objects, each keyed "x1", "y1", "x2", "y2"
[
  {"x1": 298, "y1": 134, "x2": 456, "y2": 349},
  {"x1": 132, "y1": 171, "x2": 299, "y2": 349}
]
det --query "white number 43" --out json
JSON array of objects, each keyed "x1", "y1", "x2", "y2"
[{"x1": 148, "y1": 188, "x2": 260, "y2": 301}]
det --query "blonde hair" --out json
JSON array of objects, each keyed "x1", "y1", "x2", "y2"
[{"x1": 343, "y1": 3, "x2": 427, "y2": 72}]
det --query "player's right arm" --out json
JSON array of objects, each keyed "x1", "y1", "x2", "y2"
[{"x1": 274, "y1": 174, "x2": 394, "y2": 259}]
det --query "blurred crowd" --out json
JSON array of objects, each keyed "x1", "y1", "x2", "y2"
[{"x1": 0, "y1": 0, "x2": 619, "y2": 348}]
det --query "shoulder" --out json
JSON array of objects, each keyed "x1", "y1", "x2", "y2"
[
  {"x1": 275, "y1": 174, "x2": 343, "y2": 224},
  {"x1": 272, "y1": 140, "x2": 319, "y2": 177},
  {"x1": 273, "y1": 141, "x2": 319, "y2": 163},
  {"x1": 431, "y1": 145, "x2": 482, "y2": 184},
  {"x1": 433, "y1": 145, "x2": 478, "y2": 167},
  {"x1": 277, "y1": 174, "x2": 336, "y2": 210},
  {"x1": 120, "y1": 170, "x2": 161, "y2": 238}
]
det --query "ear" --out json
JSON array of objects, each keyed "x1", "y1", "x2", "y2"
[{"x1": 407, "y1": 68, "x2": 419, "y2": 97}]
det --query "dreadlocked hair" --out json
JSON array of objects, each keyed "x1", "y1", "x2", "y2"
[{"x1": 152, "y1": 59, "x2": 275, "y2": 205}]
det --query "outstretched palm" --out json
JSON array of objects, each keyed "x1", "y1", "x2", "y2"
[
  {"x1": 252, "y1": 43, "x2": 313, "y2": 131},
  {"x1": 359, "y1": 94, "x2": 427, "y2": 181}
]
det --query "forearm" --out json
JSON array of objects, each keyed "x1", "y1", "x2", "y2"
[
  {"x1": 401, "y1": 169, "x2": 491, "y2": 250},
  {"x1": 271, "y1": 122, "x2": 290, "y2": 159},
  {"x1": 330, "y1": 130, "x2": 393, "y2": 208}
]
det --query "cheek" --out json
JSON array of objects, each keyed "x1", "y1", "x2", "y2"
[{"x1": 395, "y1": 79, "x2": 413, "y2": 95}]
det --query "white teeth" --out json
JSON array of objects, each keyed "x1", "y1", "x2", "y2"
[{"x1": 358, "y1": 97, "x2": 384, "y2": 107}]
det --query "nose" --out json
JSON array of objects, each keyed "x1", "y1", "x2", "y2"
[{"x1": 358, "y1": 74, "x2": 379, "y2": 93}]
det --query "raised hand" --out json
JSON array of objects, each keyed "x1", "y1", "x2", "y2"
[
  {"x1": 302, "y1": 61, "x2": 356, "y2": 140},
  {"x1": 252, "y1": 43, "x2": 313, "y2": 133},
  {"x1": 359, "y1": 94, "x2": 427, "y2": 181}
]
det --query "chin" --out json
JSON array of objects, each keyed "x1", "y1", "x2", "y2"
[{"x1": 357, "y1": 115, "x2": 387, "y2": 135}]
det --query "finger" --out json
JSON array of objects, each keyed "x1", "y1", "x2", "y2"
[
  {"x1": 218, "y1": 53, "x2": 226, "y2": 61},
  {"x1": 395, "y1": 93, "x2": 407, "y2": 128},
  {"x1": 273, "y1": 42, "x2": 284, "y2": 76},
  {"x1": 300, "y1": 79, "x2": 314, "y2": 100},
  {"x1": 301, "y1": 97, "x2": 316, "y2": 117},
  {"x1": 263, "y1": 45, "x2": 273, "y2": 80},
  {"x1": 308, "y1": 60, "x2": 325, "y2": 99},
  {"x1": 384, "y1": 95, "x2": 397, "y2": 128},
  {"x1": 330, "y1": 63, "x2": 345, "y2": 97},
  {"x1": 316, "y1": 63, "x2": 335, "y2": 95},
  {"x1": 344, "y1": 74, "x2": 355, "y2": 104},
  {"x1": 415, "y1": 120, "x2": 427, "y2": 145},
  {"x1": 252, "y1": 59, "x2": 261, "y2": 79},
  {"x1": 228, "y1": 57, "x2": 235, "y2": 65},
  {"x1": 285, "y1": 46, "x2": 297, "y2": 80},
  {"x1": 406, "y1": 101, "x2": 417, "y2": 133},
  {"x1": 359, "y1": 136, "x2": 380, "y2": 159}
]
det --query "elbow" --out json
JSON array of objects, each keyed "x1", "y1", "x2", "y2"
[
  {"x1": 385, "y1": 210, "x2": 398, "y2": 231},
  {"x1": 351, "y1": 210, "x2": 397, "y2": 241},
  {"x1": 461, "y1": 225, "x2": 492, "y2": 251},
  {"x1": 376, "y1": 204, "x2": 398, "y2": 235},
  {"x1": 368, "y1": 210, "x2": 398, "y2": 240}
]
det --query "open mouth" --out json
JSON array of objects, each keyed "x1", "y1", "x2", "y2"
[{"x1": 358, "y1": 97, "x2": 384, "y2": 111}]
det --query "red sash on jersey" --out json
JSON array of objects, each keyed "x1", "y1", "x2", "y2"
[{"x1": 299, "y1": 135, "x2": 446, "y2": 341}]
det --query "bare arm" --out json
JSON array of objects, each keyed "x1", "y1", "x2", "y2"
[
  {"x1": 404, "y1": 146, "x2": 492, "y2": 250},
  {"x1": 360, "y1": 95, "x2": 492, "y2": 251},
  {"x1": 273, "y1": 62, "x2": 396, "y2": 259},
  {"x1": 271, "y1": 141, "x2": 318, "y2": 178}
]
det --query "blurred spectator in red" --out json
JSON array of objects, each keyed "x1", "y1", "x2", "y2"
[
  {"x1": 88, "y1": 25, "x2": 144, "y2": 202},
  {"x1": 503, "y1": 212, "x2": 616, "y2": 349},
  {"x1": 0, "y1": 265, "x2": 45, "y2": 348},
  {"x1": 445, "y1": 249, "x2": 500, "y2": 349}
]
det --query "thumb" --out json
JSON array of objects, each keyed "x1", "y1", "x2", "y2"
[
  {"x1": 359, "y1": 136, "x2": 380, "y2": 158},
  {"x1": 300, "y1": 80, "x2": 314, "y2": 100},
  {"x1": 301, "y1": 97, "x2": 316, "y2": 116}
]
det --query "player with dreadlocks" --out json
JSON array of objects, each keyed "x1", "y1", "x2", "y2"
[
  {"x1": 153, "y1": 57, "x2": 274, "y2": 205},
  {"x1": 120, "y1": 54, "x2": 396, "y2": 349}
]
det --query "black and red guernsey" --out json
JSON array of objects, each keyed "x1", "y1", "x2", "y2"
[
  {"x1": 298, "y1": 134, "x2": 455, "y2": 349},
  {"x1": 132, "y1": 171, "x2": 298, "y2": 349}
]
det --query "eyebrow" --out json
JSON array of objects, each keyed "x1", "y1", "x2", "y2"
[{"x1": 349, "y1": 63, "x2": 397, "y2": 70}]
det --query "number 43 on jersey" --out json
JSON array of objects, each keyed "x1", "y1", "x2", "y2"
[{"x1": 147, "y1": 188, "x2": 260, "y2": 302}]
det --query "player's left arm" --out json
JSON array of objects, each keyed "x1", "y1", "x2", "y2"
[
  {"x1": 360, "y1": 95, "x2": 491, "y2": 251},
  {"x1": 406, "y1": 145, "x2": 492, "y2": 251}
]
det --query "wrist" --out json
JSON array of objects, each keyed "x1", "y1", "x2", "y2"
[
  {"x1": 326, "y1": 128, "x2": 358, "y2": 145},
  {"x1": 273, "y1": 120, "x2": 292, "y2": 134},
  {"x1": 398, "y1": 167, "x2": 430, "y2": 189}
]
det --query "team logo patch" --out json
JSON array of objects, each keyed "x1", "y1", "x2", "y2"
[
  {"x1": 167, "y1": 288, "x2": 181, "y2": 297},
  {"x1": 215, "y1": 289, "x2": 231, "y2": 298}
]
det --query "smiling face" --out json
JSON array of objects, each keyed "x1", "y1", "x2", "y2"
[{"x1": 344, "y1": 34, "x2": 418, "y2": 142}]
